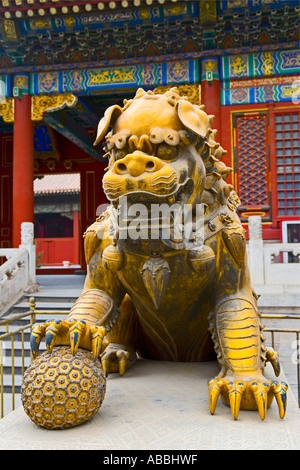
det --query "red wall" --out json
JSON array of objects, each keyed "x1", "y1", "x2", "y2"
[
  {"x1": 220, "y1": 101, "x2": 299, "y2": 240},
  {"x1": 36, "y1": 238, "x2": 77, "y2": 266}
]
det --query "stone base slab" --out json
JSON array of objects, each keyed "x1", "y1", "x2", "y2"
[{"x1": 0, "y1": 360, "x2": 299, "y2": 450}]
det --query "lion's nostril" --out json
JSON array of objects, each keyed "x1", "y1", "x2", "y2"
[
  {"x1": 117, "y1": 163, "x2": 127, "y2": 173},
  {"x1": 146, "y1": 161, "x2": 155, "y2": 171}
]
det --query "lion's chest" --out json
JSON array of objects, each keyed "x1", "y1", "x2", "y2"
[{"x1": 116, "y1": 247, "x2": 216, "y2": 360}]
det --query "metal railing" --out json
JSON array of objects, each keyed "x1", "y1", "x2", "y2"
[
  {"x1": 262, "y1": 313, "x2": 300, "y2": 408},
  {"x1": 0, "y1": 298, "x2": 69, "y2": 419},
  {"x1": 0, "y1": 301, "x2": 299, "y2": 419},
  {"x1": 0, "y1": 312, "x2": 34, "y2": 417}
]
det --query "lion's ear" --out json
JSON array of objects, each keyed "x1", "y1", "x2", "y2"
[
  {"x1": 176, "y1": 99, "x2": 214, "y2": 139},
  {"x1": 93, "y1": 105, "x2": 123, "y2": 146}
]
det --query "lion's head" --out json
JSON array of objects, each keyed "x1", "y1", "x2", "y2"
[{"x1": 94, "y1": 87, "x2": 235, "y2": 226}]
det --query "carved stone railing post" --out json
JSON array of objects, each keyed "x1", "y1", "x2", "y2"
[
  {"x1": 19, "y1": 222, "x2": 38, "y2": 293},
  {"x1": 0, "y1": 247, "x2": 29, "y2": 317},
  {"x1": 248, "y1": 216, "x2": 265, "y2": 285},
  {"x1": 263, "y1": 243, "x2": 300, "y2": 285}
]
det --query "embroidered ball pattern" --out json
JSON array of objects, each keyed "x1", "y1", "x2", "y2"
[{"x1": 21, "y1": 346, "x2": 106, "y2": 429}]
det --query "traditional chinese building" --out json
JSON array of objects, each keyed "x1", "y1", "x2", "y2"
[
  {"x1": 34, "y1": 173, "x2": 81, "y2": 268},
  {"x1": 0, "y1": 0, "x2": 299, "y2": 271}
]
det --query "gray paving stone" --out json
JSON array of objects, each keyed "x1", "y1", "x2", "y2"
[{"x1": 0, "y1": 360, "x2": 299, "y2": 450}]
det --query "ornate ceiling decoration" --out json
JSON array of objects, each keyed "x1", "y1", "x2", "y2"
[{"x1": 0, "y1": 1, "x2": 298, "y2": 72}]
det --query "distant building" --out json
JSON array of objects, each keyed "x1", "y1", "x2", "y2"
[{"x1": 34, "y1": 174, "x2": 80, "y2": 267}]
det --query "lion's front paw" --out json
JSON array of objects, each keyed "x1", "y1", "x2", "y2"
[
  {"x1": 100, "y1": 343, "x2": 137, "y2": 376},
  {"x1": 30, "y1": 319, "x2": 107, "y2": 361},
  {"x1": 208, "y1": 374, "x2": 288, "y2": 420}
]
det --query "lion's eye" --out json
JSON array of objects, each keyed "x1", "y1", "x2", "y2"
[{"x1": 156, "y1": 143, "x2": 178, "y2": 161}]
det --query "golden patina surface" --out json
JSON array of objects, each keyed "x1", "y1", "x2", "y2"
[
  {"x1": 22, "y1": 346, "x2": 105, "y2": 429},
  {"x1": 0, "y1": 97, "x2": 14, "y2": 123},
  {"x1": 31, "y1": 93, "x2": 77, "y2": 121},
  {"x1": 28, "y1": 87, "x2": 288, "y2": 426}
]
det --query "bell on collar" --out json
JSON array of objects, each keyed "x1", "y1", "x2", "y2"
[
  {"x1": 141, "y1": 256, "x2": 171, "y2": 310},
  {"x1": 102, "y1": 244, "x2": 124, "y2": 271},
  {"x1": 188, "y1": 244, "x2": 215, "y2": 273}
]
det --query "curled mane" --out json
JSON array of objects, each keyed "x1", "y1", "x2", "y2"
[{"x1": 95, "y1": 86, "x2": 239, "y2": 212}]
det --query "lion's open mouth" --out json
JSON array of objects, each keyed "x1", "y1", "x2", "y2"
[
  {"x1": 112, "y1": 179, "x2": 194, "y2": 241},
  {"x1": 103, "y1": 169, "x2": 180, "y2": 203},
  {"x1": 113, "y1": 178, "x2": 193, "y2": 210}
]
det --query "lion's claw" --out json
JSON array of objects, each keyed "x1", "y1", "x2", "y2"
[
  {"x1": 208, "y1": 378, "x2": 249, "y2": 420},
  {"x1": 31, "y1": 323, "x2": 48, "y2": 358},
  {"x1": 272, "y1": 381, "x2": 288, "y2": 419},
  {"x1": 227, "y1": 380, "x2": 247, "y2": 420},
  {"x1": 250, "y1": 381, "x2": 271, "y2": 420},
  {"x1": 208, "y1": 378, "x2": 225, "y2": 415},
  {"x1": 90, "y1": 325, "x2": 107, "y2": 361},
  {"x1": 266, "y1": 349, "x2": 281, "y2": 377},
  {"x1": 45, "y1": 320, "x2": 66, "y2": 354},
  {"x1": 30, "y1": 319, "x2": 107, "y2": 360},
  {"x1": 69, "y1": 320, "x2": 87, "y2": 355},
  {"x1": 208, "y1": 375, "x2": 288, "y2": 420},
  {"x1": 100, "y1": 343, "x2": 136, "y2": 376}
]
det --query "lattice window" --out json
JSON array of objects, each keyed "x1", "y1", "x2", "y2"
[
  {"x1": 275, "y1": 111, "x2": 300, "y2": 217},
  {"x1": 234, "y1": 113, "x2": 270, "y2": 219}
]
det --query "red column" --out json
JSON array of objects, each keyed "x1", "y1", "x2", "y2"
[
  {"x1": 201, "y1": 79, "x2": 222, "y2": 139},
  {"x1": 200, "y1": 58, "x2": 222, "y2": 142},
  {"x1": 73, "y1": 210, "x2": 80, "y2": 265},
  {"x1": 12, "y1": 94, "x2": 34, "y2": 247}
]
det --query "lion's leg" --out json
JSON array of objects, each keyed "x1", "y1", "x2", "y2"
[
  {"x1": 30, "y1": 288, "x2": 120, "y2": 361},
  {"x1": 208, "y1": 296, "x2": 288, "y2": 420},
  {"x1": 101, "y1": 294, "x2": 138, "y2": 376}
]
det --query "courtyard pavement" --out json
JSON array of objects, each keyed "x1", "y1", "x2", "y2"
[
  {"x1": 0, "y1": 274, "x2": 298, "y2": 450},
  {"x1": 33, "y1": 274, "x2": 300, "y2": 404},
  {"x1": 0, "y1": 360, "x2": 299, "y2": 450}
]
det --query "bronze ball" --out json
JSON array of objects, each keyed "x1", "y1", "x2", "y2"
[{"x1": 21, "y1": 346, "x2": 106, "y2": 429}]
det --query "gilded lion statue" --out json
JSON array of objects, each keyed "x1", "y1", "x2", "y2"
[{"x1": 26, "y1": 87, "x2": 287, "y2": 427}]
